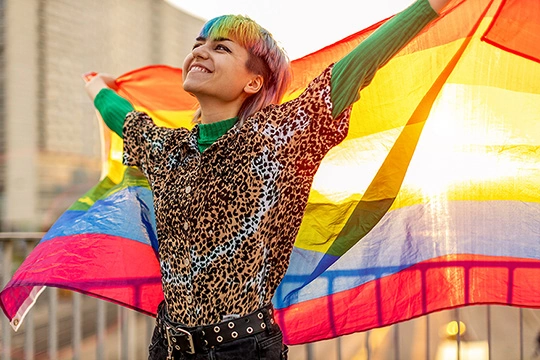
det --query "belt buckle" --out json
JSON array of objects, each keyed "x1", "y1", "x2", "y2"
[{"x1": 165, "y1": 324, "x2": 195, "y2": 355}]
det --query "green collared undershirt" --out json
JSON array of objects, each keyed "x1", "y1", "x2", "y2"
[
  {"x1": 93, "y1": 89, "x2": 237, "y2": 153},
  {"x1": 197, "y1": 117, "x2": 237, "y2": 152}
]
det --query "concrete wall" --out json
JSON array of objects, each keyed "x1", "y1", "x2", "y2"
[
  {"x1": 3, "y1": 0, "x2": 41, "y2": 230},
  {"x1": 1, "y1": 0, "x2": 204, "y2": 230}
]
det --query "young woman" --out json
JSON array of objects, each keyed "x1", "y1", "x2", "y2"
[{"x1": 86, "y1": 0, "x2": 449, "y2": 358}]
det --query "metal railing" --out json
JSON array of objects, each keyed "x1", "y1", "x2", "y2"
[
  {"x1": 1, "y1": 234, "x2": 540, "y2": 360},
  {"x1": 0, "y1": 233, "x2": 156, "y2": 359}
]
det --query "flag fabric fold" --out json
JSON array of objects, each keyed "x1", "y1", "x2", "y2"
[{"x1": 2, "y1": 0, "x2": 540, "y2": 345}]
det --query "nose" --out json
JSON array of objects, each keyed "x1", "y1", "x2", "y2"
[{"x1": 192, "y1": 43, "x2": 209, "y2": 59}]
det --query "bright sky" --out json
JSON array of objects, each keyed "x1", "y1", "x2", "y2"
[{"x1": 166, "y1": 0, "x2": 416, "y2": 59}]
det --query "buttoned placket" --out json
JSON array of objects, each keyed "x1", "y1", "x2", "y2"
[
  {"x1": 181, "y1": 140, "x2": 199, "y2": 237},
  {"x1": 181, "y1": 141, "x2": 200, "y2": 322}
]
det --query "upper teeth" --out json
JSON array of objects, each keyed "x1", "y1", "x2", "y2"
[{"x1": 191, "y1": 66, "x2": 209, "y2": 73}]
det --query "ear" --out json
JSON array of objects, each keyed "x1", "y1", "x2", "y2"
[{"x1": 244, "y1": 75, "x2": 264, "y2": 95}]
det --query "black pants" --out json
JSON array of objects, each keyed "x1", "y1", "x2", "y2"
[{"x1": 148, "y1": 304, "x2": 288, "y2": 360}]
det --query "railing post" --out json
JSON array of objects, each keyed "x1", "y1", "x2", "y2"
[
  {"x1": 425, "y1": 314, "x2": 430, "y2": 360},
  {"x1": 306, "y1": 342, "x2": 314, "y2": 360},
  {"x1": 519, "y1": 308, "x2": 524, "y2": 360},
  {"x1": 2, "y1": 240, "x2": 14, "y2": 360},
  {"x1": 24, "y1": 240, "x2": 35, "y2": 360},
  {"x1": 49, "y1": 287, "x2": 58, "y2": 360},
  {"x1": 73, "y1": 291, "x2": 82, "y2": 360},
  {"x1": 336, "y1": 336, "x2": 342, "y2": 360},
  {"x1": 394, "y1": 323, "x2": 400, "y2": 360},
  {"x1": 366, "y1": 331, "x2": 371, "y2": 360},
  {"x1": 487, "y1": 306, "x2": 492, "y2": 360},
  {"x1": 97, "y1": 299, "x2": 106, "y2": 360},
  {"x1": 24, "y1": 309, "x2": 35, "y2": 360},
  {"x1": 120, "y1": 306, "x2": 129, "y2": 360},
  {"x1": 146, "y1": 315, "x2": 154, "y2": 347},
  {"x1": 455, "y1": 308, "x2": 461, "y2": 360}
]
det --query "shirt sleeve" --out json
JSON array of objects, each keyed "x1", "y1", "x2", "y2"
[
  {"x1": 122, "y1": 111, "x2": 186, "y2": 179},
  {"x1": 256, "y1": 66, "x2": 351, "y2": 176},
  {"x1": 94, "y1": 88, "x2": 135, "y2": 138},
  {"x1": 331, "y1": 0, "x2": 439, "y2": 117}
]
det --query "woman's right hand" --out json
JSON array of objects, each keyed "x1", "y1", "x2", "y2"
[{"x1": 84, "y1": 73, "x2": 118, "y2": 101}]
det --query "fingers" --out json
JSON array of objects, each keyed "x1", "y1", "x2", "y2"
[
  {"x1": 84, "y1": 73, "x2": 118, "y2": 101},
  {"x1": 82, "y1": 72, "x2": 98, "y2": 83}
]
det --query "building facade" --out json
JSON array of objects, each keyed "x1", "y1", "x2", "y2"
[{"x1": 1, "y1": 0, "x2": 204, "y2": 230}]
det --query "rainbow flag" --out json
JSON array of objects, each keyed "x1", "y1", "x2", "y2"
[{"x1": 2, "y1": 0, "x2": 540, "y2": 345}]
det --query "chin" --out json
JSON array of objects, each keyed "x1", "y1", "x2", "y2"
[
  {"x1": 183, "y1": 84, "x2": 206, "y2": 100},
  {"x1": 182, "y1": 81, "x2": 198, "y2": 94}
]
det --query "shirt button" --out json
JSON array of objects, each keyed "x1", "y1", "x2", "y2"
[
  {"x1": 185, "y1": 186, "x2": 191, "y2": 194},
  {"x1": 186, "y1": 295, "x2": 192, "y2": 304},
  {"x1": 183, "y1": 222, "x2": 189, "y2": 231},
  {"x1": 183, "y1": 258, "x2": 190, "y2": 266}
]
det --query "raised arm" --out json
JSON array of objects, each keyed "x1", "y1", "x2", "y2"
[
  {"x1": 330, "y1": 0, "x2": 447, "y2": 117},
  {"x1": 85, "y1": 73, "x2": 134, "y2": 138}
]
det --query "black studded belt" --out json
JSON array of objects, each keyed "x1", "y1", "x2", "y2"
[{"x1": 157, "y1": 303, "x2": 276, "y2": 358}]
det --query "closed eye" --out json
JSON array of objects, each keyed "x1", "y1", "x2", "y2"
[{"x1": 215, "y1": 44, "x2": 231, "y2": 53}]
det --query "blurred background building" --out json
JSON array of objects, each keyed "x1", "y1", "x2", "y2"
[{"x1": 0, "y1": 0, "x2": 204, "y2": 231}]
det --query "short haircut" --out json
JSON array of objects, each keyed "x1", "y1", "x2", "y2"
[{"x1": 195, "y1": 15, "x2": 292, "y2": 123}]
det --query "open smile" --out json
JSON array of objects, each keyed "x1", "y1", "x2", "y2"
[{"x1": 189, "y1": 65, "x2": 212, "y2": 74}]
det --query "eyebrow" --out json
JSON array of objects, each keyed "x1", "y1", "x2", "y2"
[
  {"x1": 195, "y1": 36, "x2": 233, "y2": 42},
  {"x1": 214, "y1": 37, "x2": 232, "y2": 42}
]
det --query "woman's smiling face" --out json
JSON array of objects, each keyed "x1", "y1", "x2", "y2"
[{"x1": 182, "y1": 36, "x2": 261, "y2": 104}]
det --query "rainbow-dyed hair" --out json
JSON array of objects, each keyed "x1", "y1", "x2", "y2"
[{"x1": 196, "y1": 15, "x2": 291, "y2": 123}]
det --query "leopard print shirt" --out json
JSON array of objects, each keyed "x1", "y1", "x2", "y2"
[{"x1": 123, "y1": 65, "x2": 352, "y2": 326}]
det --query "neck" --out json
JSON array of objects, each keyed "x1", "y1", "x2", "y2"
[{"x1": 197, "y1": 95, "x2": 247, "y2": 124}]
